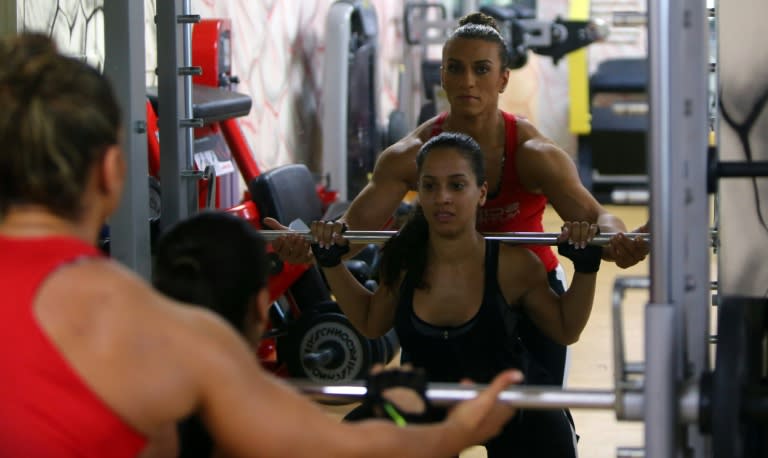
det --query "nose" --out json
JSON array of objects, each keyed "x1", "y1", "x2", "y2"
[
  {"x1": 436, "y1": 185, "x2": 452, "y2": 203},
  {"x1": 458, "y1": 68, "x2": 475, "y2": 88}
]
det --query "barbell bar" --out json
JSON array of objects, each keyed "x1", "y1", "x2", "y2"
[
  {"x1": 258, "y1": 230, "x2": 650, "y2": 246},
  {"x1": 292, "y1": 379, "x2": 699, "y2": 422}
]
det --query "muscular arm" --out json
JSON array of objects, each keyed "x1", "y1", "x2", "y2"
[
  {"x1": 515, "y1": 121, "x2": 647, "y2": 266},
  {"x1": 184, "y1": 310, "x2": 515, "y2": 458},
  {"x1": 498, "y1": 246, "x2": 597, "y2": 345},
  {"x1": 318, "y1": 262, "x2": 399, "y2": 338},
  {"x1": 339, "y1": 139, "x2": 418, "y2": 231}
]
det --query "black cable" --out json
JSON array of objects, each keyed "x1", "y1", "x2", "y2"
[{"x1": 718, "y1": 86, "x2": 768, "y2": 235}]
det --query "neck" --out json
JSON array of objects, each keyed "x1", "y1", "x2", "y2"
[
  {"x1": 0, "y1": 206, "x2": 101, "y2": 245},
  {"x1": 428, "y1": 228, "x2": 485, "y2": 264},
  {"x1": 444, "y1": 109, "x2": 501, "y2": 144}
]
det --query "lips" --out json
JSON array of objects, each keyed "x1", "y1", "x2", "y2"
[{"x1": 433, "y1": 211, "x2": 455, "y2": 223}]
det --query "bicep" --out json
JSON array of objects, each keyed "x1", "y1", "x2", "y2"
[
  {"x1": 365, "y1": 283, "x2": 399, "y2": 337},
  {"x1": 498, "y1": 248, "x2": 566, "y2": 344},
  {"x1": 519, "y1": 142, "x2": 603, "y2": 223},
  {"x1": 343, "y1": 149, "x2": 413, "y2": 230},
  {"x1": 192, "y1": 315, "x2": 351, "y2": 457}
]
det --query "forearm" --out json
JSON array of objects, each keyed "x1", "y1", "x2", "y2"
[
  {"x1": 337, "y1": 420, "x2": 469, "y2": 458},
  {"x1": 558, "y1": 273, "x2": 597, "y2": 344},
  {"x1": 596, "y1": 212, "x2": 628, "y2": 233}
]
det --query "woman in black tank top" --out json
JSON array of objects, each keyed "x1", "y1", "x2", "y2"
[{"x1": 311, "y1": 132, "x2": 603, "y2": 457}]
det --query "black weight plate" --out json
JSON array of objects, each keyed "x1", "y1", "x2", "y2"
[
  {"x1": 712, "y1": 296, "x2": 767, "y2": 458},
  {"x1": 277, "y1": 310, "x2": 371, "y2": 384}
]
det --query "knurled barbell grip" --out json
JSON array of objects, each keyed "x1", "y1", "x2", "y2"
[{"x1": 258, "y1": 230, "x2": 651, "y2": 246}]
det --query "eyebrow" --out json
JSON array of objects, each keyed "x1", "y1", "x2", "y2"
[
  {"x1": 421, "y1": 173, "x2": 470, "y2": 180},
  {"x1": 446, "y1": 57, "x2": 493, "y2": 65}
]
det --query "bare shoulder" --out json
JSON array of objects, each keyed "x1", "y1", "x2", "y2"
[
  {"x1": 45, "y1": 257, "x2": 239, "y2": 348},
  {"x1": 514, "y1": 118, "x2": 563, "y2": 156},
  {"x1": 497, "y1": 244, "x2": 548, "y2": 292},
  {"x1": 372, "y1": 120, "x2": 436, "y2": 185},
  {"x1": 514, "y1": 120, "x2": 574, "y2": 192}
]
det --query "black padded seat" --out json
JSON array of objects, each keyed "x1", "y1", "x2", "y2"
[
  {"x1": 589, "y1": 58, "x2": 647, "y2": 93},
  {"x1": 146, "y1": 84, "x2": 252, "y2": 125},
  {"x1": 248, "y1": 164, "x2": 323, "y2": 228},
  {"x1": 249, "y1": 164, "x2": 330, "y2": 309}
]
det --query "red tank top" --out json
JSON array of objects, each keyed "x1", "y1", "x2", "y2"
[
  {"x1": 431, "y1": 111, "x2": 559, "y2": 271},
  {"x1": 0, "y1": 235, "x2": 146, "y2": 458}
]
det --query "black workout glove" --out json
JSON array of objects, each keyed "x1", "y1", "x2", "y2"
[
  {"x1": 310, "y1": 223, "x2": 350, "y2": 268},
  {"x1": 558, "y1": 239, "x2": 603, "y2": 274},
  {"x1": 363, "y1": 368, "x2": 439, "y2": 425}
]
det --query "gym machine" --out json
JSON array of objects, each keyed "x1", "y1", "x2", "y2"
[{"x1": 322, "y1": 0, "x2": 384, "y2": 202}]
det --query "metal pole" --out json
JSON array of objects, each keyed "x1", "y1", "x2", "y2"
[
  {"x1": 156, "y1": 0, "x2": 199, "y2": 231},
  {"x1": 322, "y1": 2, "x2": 354, "y2": 201},
  {"x1": 648, "y1": 0, "x2": 711, "y2": 454},
  {"x1": 103, "y1": 0, "x2": 151, "y2": 279}
]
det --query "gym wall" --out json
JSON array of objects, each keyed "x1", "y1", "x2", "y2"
[{"x1": 718, "y1": 0, "x2": 768, "y2": 296}]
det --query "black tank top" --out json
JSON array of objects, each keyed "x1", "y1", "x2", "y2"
[{"x1": 395, "y1": 240, "x2": 535, "y2": 383}]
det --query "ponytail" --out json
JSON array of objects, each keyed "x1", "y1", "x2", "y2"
[{"x1": 379, "y1": 205, "x2": 431, "y2": 291}]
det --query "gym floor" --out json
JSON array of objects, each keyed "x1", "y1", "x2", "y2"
[{"x1": 321, "y1": 203, "x2": 714, "y2": 457}]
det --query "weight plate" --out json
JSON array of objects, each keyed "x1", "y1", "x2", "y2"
[
  {"x1": 278, "y1": 310, "x2": 371, "y2": 384},
  {"x1": 711, "y1": 296, "x2": 767, "y2": 458}
]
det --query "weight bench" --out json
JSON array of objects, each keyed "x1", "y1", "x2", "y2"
[{"x1": 249, "y1": 163, "x2": 399, "y2": 383}]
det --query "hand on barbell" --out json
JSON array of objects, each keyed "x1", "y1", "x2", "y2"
[
  {"x1": 557, "y1": 221, "x2": 600, "y2": 249},
  {"x1": 557, "y1": 222, "x2": 602, "y2": 273},
  {"x1": 262, "y1": 217, "x2": 314, "y2": 265},
  {"x1": 309, "y1": 220, "x2": 350, "y2": 268},
  {"x1": 605, "y1": 222, "x2": 650, "y2": 269}
]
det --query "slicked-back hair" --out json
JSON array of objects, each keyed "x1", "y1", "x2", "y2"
[
  {"x1": 0, "y1": 33, "x2": 121, "y2": 219},
  {"x1": 379, "y1": 132, "x2": 485, "y2": 291}
]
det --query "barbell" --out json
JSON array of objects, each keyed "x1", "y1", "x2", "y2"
[
  {"x1": 292, "y1": 379, "x2": 692, "y2": 419},
  {"x1": 259, "y1": 230, "x2": 650, "y2": 246}
]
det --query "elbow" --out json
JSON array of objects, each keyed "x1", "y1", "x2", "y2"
[{"x1": 560, "y1": 330, "x2": 581, "y2": 346}]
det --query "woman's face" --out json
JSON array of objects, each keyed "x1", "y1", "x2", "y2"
[
  {"x1": 441, "y1": 38, "x2": 509, "y2": 116},
  {"x1": 418, "y1": 147, "x2": 487, "y2": 238}
]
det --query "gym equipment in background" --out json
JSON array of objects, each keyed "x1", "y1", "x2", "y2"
[
  {"x1": 576, "y1": 58, "x2": 649, "y2": 204},
  {"x1": 323, "y1": 1, "x2": 385, "y2": 201}
]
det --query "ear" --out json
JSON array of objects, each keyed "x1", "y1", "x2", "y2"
[
  {"x1": 254, "y1": 288, "x2": 271, "y2": 324},
  {"x1": 499, "y1": 68, "x2": 510, "y2": 93},
  {"x1": 98, "y1": 144, "x2": 126, "y2": 197},
  {"x1": 478, "y1": 181, "x2": 488, "y2": 207},
  {"x1": 244, "y1": 288, "x2": 272, "y2": 349}
]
